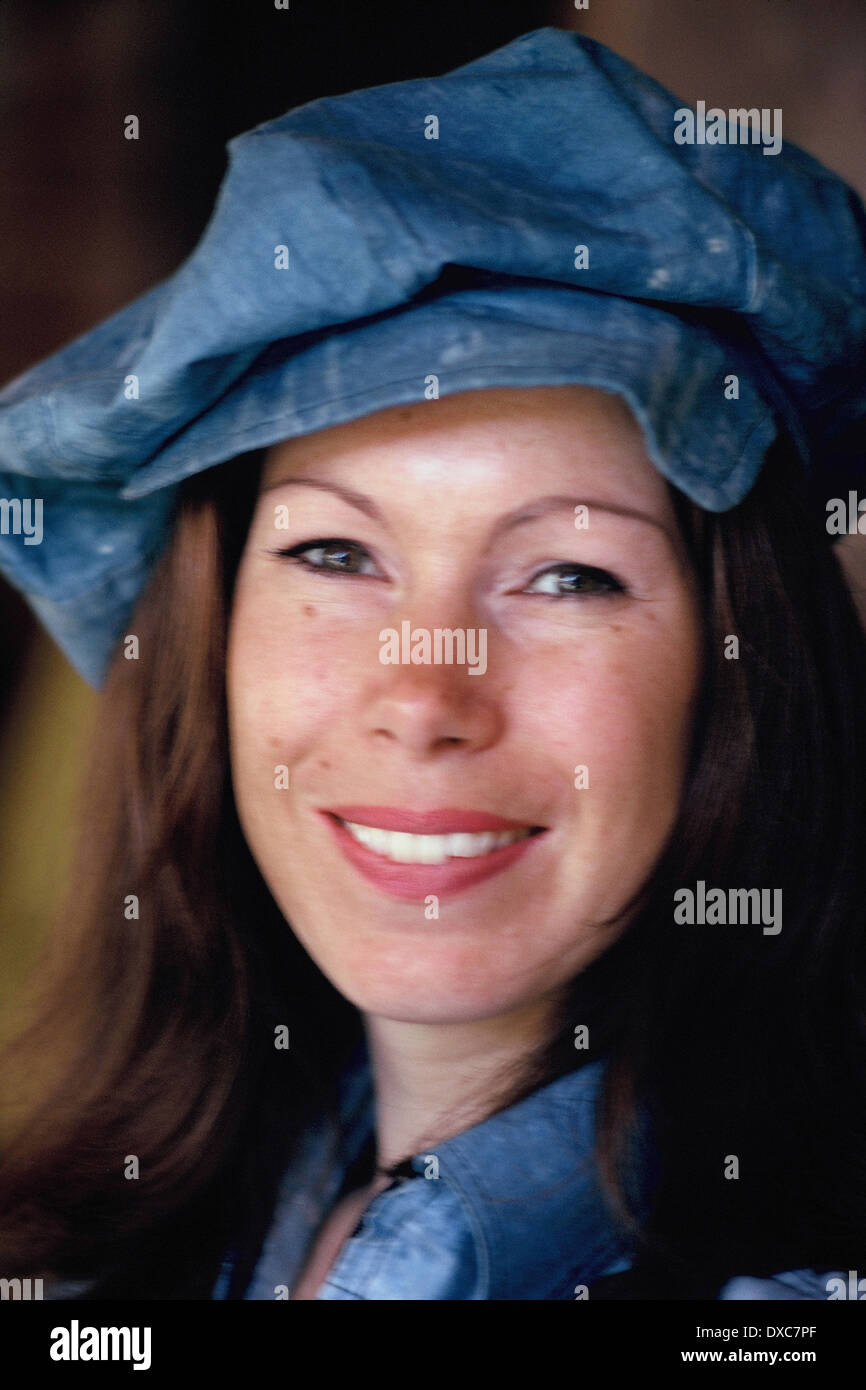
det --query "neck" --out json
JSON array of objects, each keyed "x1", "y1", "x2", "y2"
[{"x1": 361, "y1": 992, "x2": 561, "y2": 1172}]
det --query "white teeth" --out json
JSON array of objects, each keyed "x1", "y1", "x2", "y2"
[{"x1": 340, "y1": 820, "x2": 534, "y2": 864}]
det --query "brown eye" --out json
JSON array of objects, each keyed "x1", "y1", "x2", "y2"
[
  {"x1": 524, "y1": 563, "x2": 625, "y2": 598},
  {"x1": 274, "y1": 539, "x2": 378, "y2": 576}
]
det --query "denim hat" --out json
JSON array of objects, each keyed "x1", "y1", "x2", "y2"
[{"x1": 1, "y1": 26, "x2": 865, "y2": 688}]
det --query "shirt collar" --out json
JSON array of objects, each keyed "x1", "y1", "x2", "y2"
[{"x1": 338, "y1": 1032, "x2": 654, "y2": 1300}]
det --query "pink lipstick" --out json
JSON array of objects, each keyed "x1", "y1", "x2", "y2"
[{"x1": 319, "y1": 806, "x2": 547, "y2": 901}]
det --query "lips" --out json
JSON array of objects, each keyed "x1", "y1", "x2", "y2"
[
  {"x1": 324, "y1": 806, "x2": 538, "y2": 834},
  {"x1": 319, "y1": 806, "x2": 547, "y2": 901}
]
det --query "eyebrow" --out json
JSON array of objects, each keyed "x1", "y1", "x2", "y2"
[
  {"x1": 259, "y1": 476, "x2": 675, "y2": 543},
  {"x1": 260, "y1": 476, "x2": 385, "y2": 523}
]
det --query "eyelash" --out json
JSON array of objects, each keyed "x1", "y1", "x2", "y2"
[{"x1": 268, "y1": 540, "x2": 627, "y2": 599}]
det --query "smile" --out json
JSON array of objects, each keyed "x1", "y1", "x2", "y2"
[
  {"x1": 338, "y1": 819, "x2": 537, "y2": 864},
  {"x1": 319, "y1": 807, "x2": 547, "y2": 901}
]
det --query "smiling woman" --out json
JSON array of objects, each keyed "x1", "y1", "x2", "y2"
[
  {"x1": 0, "y1": 26, "x2": 865, "y2": 1303},
  {"x1": 224, "y1": 384, "x2": 702, "y2": 1299},
  {"x1": 227, "y1": 387, "x2": 700, "y2": 1021}
]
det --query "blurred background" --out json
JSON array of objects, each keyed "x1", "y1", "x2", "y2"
[{"x1": 2, "y1": 0, "x2": 865, "y2": 1018}]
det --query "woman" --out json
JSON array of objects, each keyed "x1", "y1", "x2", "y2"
[{"x1": 0, "y1": 27, "x2": 865, "y2": 1301}]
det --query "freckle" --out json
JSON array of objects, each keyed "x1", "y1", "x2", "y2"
[{"x1": 303, "y1": 604, "x2": 316, "y2": 617}]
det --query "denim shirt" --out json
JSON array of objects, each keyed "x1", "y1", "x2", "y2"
[
  {"x1": 215, "y1": 1045, "x2": 636, "y2": 1301},
  {"x1": 210, "y1": 1040, "x2": 842, "y2": 1302}
]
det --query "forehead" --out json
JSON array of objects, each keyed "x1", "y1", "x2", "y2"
[{"x1": 259, "y1": 384, "x2": 674, "y2": 518}]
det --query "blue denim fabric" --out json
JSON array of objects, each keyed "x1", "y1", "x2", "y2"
[
  {"x1": 215, "y1": 1043, "x2": 639, "y2": 1301},
  {"x1": 210, "y1": 1039, "x2": 844, "y2": 1302},
  {"x1": 718, "y1": 1270, "x2": 844, "y2": 1300},
  {"x1": 0, "y1": 26, "x2": 864, "y2": 687}
]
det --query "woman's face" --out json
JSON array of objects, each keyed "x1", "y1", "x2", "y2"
[{"x1": 227, "y1": 386, "x2": 701, "y2": 1025}]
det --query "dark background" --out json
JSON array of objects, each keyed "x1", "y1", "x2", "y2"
[{"x1": 1, "y1": 0, "x2": 865, "y2": 1009}]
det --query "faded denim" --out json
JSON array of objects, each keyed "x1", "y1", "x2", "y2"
[
  {"x1": 212, "y1": 1039, "x2": 841, "y2": 1301},
  {"x1": 0, "y1": 28, "x2": 863, "y2": 686}
]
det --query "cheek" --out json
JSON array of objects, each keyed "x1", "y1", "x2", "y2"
[
  {"x1": 516, "y1": 612, "x2": 698, "y2": 822},
  {"x1": 227, "y1": 572, "x2": 367, "y2": 758}
]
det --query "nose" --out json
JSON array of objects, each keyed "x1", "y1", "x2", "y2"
[{"x1": 365, "y1": 630, "x2": 503, "y2": 759}]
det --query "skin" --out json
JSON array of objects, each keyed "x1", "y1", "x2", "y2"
[{"x1": 226, "y1": 385, "x2": 702, "y2": 1290}]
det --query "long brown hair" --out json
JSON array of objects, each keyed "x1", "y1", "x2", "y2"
[{"x1": 1, "y1": 431, "x2": 865, "y2": 1298}]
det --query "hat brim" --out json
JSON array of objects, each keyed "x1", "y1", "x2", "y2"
[{"x1": 120, "y1": 280, "x2": 778, "y2": 513}]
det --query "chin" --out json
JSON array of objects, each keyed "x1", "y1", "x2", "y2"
[
  {"x1": 344, "y1": 991, "x2": 528, "y2": 1026},
  {"x1": 321, "y1": 959, "x2": 542, "y2": 1025}
]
